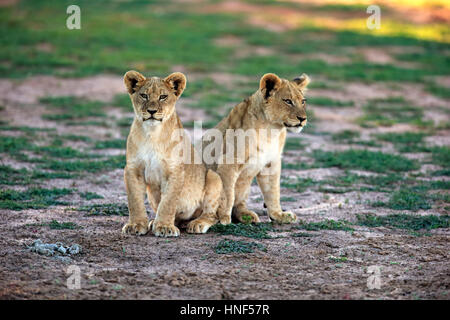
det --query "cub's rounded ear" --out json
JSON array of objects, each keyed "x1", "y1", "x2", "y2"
[
  {"x1": 292, "y1": 73, "x2": 310, "y2": 91},
  {"x1": 124, "y1": 70, "x2": 146, "y2": 94},
  {"x1": 164, "y1": 72, "x2": 187, "y2": 97},
  {"x1": 260, "y1": 73, "x2": 282, "y2": 99}
]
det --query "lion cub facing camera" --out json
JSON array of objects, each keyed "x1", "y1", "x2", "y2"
[{"x1": 121, "y1": 70, "x2": 224, "y2": 237}]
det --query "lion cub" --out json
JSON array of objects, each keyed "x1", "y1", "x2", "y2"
[
  {"x1": 203, "y1": 73, "x2": 310, "y2": 225},
  {"x1": 121, "y1": 70, "x2": 223, "y2": 237}
]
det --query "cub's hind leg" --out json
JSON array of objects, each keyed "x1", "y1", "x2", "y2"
[{"x1": 187, "y1": 170, "x2": 221, "y2": 234}]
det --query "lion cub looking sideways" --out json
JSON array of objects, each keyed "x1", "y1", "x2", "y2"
[
  {"x1": 204, "y1": 73, "x2": 310, "y2": 225},
  {"x1": 122, "y1": 70, "x2": 223, "y2": 237}
]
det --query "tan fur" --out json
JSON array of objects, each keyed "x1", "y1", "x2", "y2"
[
  {"x1": 122, "y1": 70, "x2": 224, "y2": 237},
  {"x1": 203, "y1": 73, "x2": 310, "y2": 224}
]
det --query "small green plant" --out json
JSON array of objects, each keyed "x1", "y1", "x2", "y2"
[
  {"x1": 297, "y1": 219, "x2": 354, "y2": 231},
  {"x1": 80, "y1": 192, "x2": 104, "y2": 200},
  {"x1": 48, "y1": 220, "x2": 80, "y2": 230},
  {"x1": 214, "y1": 239, "x2": 265, "y2": 254},
  {"x1": 210, "y1": 222, "x2": 273, "y2": 239}
]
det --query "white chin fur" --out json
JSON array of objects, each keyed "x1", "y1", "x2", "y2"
[
  {"x1": 287, "y1": 126, "x2": 303, "y2": 133},
  {"x1": 143, "y1": 119, "x2": 162, "y2": 127}
]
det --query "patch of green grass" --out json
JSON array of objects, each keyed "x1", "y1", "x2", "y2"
[
  {"x1": 48, "y1": 219, "x2": 80, "y2": 230},
  {"x1": 0, "y1": 187, "x2": 74, "y2": 210},
  {"x1": 0, "y1": 165, "x2": 75, "y2": 185},
  {"x1": 281, "y1": 177, "x2": 319, "y2": 193},
  {"x1": 308, "y1": 96, "x2": 354, "y2": 108},
  {"x1": 431, "y1": 146, "x2": 450, "y2": 167},
  {"x1": 291, "y1": 232, "x2": 316, "y2": 238},
  {"x1": 332, "y1": 130, "x2": 360, "y2": 142},
  {"x1": 80, "y1": 192, "x2": 104, "y2": 200},
  {"x1": 357, "y1": 213, "x2": 449, "y2": 231},
  {"x1": 426, "y1": 82, "x2": 450, "y2": 99},
  {"x1": 372, "y1": 188, "x2": 432, "y2": 211},
  {"x1": 357, "y1": 98, "x2": 429, "y2": 128},
  {"x1": 214, "y1": 239, "x2": 265, "y2": 254},
  {"x1": 0, "y1": 124, "x2": 56, "y2": 133},
  {"x1": 94, "y1": 139, "x2": 126, "y2": 149},
  {"x1": 331, "y1": 130, "x2": 380, "y2": 147},
  {"x1": 54, "y1": 134, "x2": 93, "y2": 143},
  {"x1": 284, "y1": 137, "x2": 306, "y2": 150},
  {"x1": 210, "y1": 222, "x2": 273, "y2": 239},
  {"x1": 297, "y1": 219, "x2": 354, "y2": 231},
  {"x1": 39, "y1": 155, "x2": 125, "y2": 173},
  {"x1": 280, "y1": 196, "x2": 296, "y2": 202},
  {"x1": 40, "y1": 96, "x2": 106, "y2": 120},
  {"x1": 374, "y1": 132, "x2": 430, "y2": 153},
  {"x1": 77, "y1": 203, "x2": 129, "y2": 216},
  {"x1": 0, "y1": 136, "x2": 30, "y2": 154},
  {"x1": 313, "y1": 149, "x2": 419, "y2": 172}
]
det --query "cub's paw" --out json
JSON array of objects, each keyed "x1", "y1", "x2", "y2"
[
  {"x1": 218, "y1": 215, "x2": 231, "y2": 225},
  {"x1": 186, "y1": 219, "x2": 213, "y2": 234},
  {"x1": 151, "y1": 220, "x2": 180, "y2": 237},
  {"x1": 269, "y1": 211, "x2": 297, "y2": 224},
  {"x1": 236, "y1": 210, "x2": 261, "y2": 224},
  {"x1": 122, "y1": 220, "x2": 149, "y2": 235}
]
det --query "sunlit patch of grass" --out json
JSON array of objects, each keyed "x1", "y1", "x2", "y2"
[
  {"x1": 313, "y1": 149, "x2": 419, "y2": 172},
  {"x1": 0, "y1": 187, "x2": 74, "y2": 210},
  {"x1": 214, "y1": 239, "x2": 265, "y2": 254},
  {"x1": 357, "y1": 213, "x2": 449, "y2": 230}
]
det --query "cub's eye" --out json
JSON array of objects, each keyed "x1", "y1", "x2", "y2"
[
  {"x1": 140, "y1": 93, "x2": 148, "y2": 100},
  {"x1": 283, "y1": 99, "x2": 293, "y2": 106},
  {"x1": 159, "y1": 95, "x2": 168, "y2": 101},
  {"x1": 302, "y1": 98, "x2": 307, "y2": 106}
]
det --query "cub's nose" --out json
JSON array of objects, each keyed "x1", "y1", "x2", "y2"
[
  {"x1": 147, "y1": 110, "x2": 157, "y2": 116},
  {"x1": 297, "y1": 116, "x2": 306, "y2": 123}
]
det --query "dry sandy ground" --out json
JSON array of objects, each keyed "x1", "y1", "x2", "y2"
[{"x1": 0, "y1": 75, "x2": 449, "y2": 300}]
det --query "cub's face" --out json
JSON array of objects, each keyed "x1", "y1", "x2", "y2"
[
  {"x1": 124, "y1": 71, "x2": 186, "y2": 126},
  {"x1": 260, "y1": 73, "x2": 310, "y2": 133}
]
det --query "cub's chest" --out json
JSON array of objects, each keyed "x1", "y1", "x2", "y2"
[
  {"x1": 248, "y1": 136, "x2": 280, "y2": 169},
  {"x1": 136, "y1": 144, "x2": 165, "y2": 184}
]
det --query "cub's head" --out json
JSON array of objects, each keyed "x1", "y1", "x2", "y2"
[
  {"x1": 259, "y1": 73, "x2": 310, "y2": 133},
  {"x1": 124, "y1": 70, "x2": 186, "y2": 126}
]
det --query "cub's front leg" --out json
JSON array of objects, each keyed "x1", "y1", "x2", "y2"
[
  {"x1": 150, "y1": 169, "x2": 183, "y2": 237},
  {"x1": 122, "y1": 166, "x2": 149, "y2": 235},
  {"x1": 256, "y1": 160, "x2": 297, "y2": 224}
]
